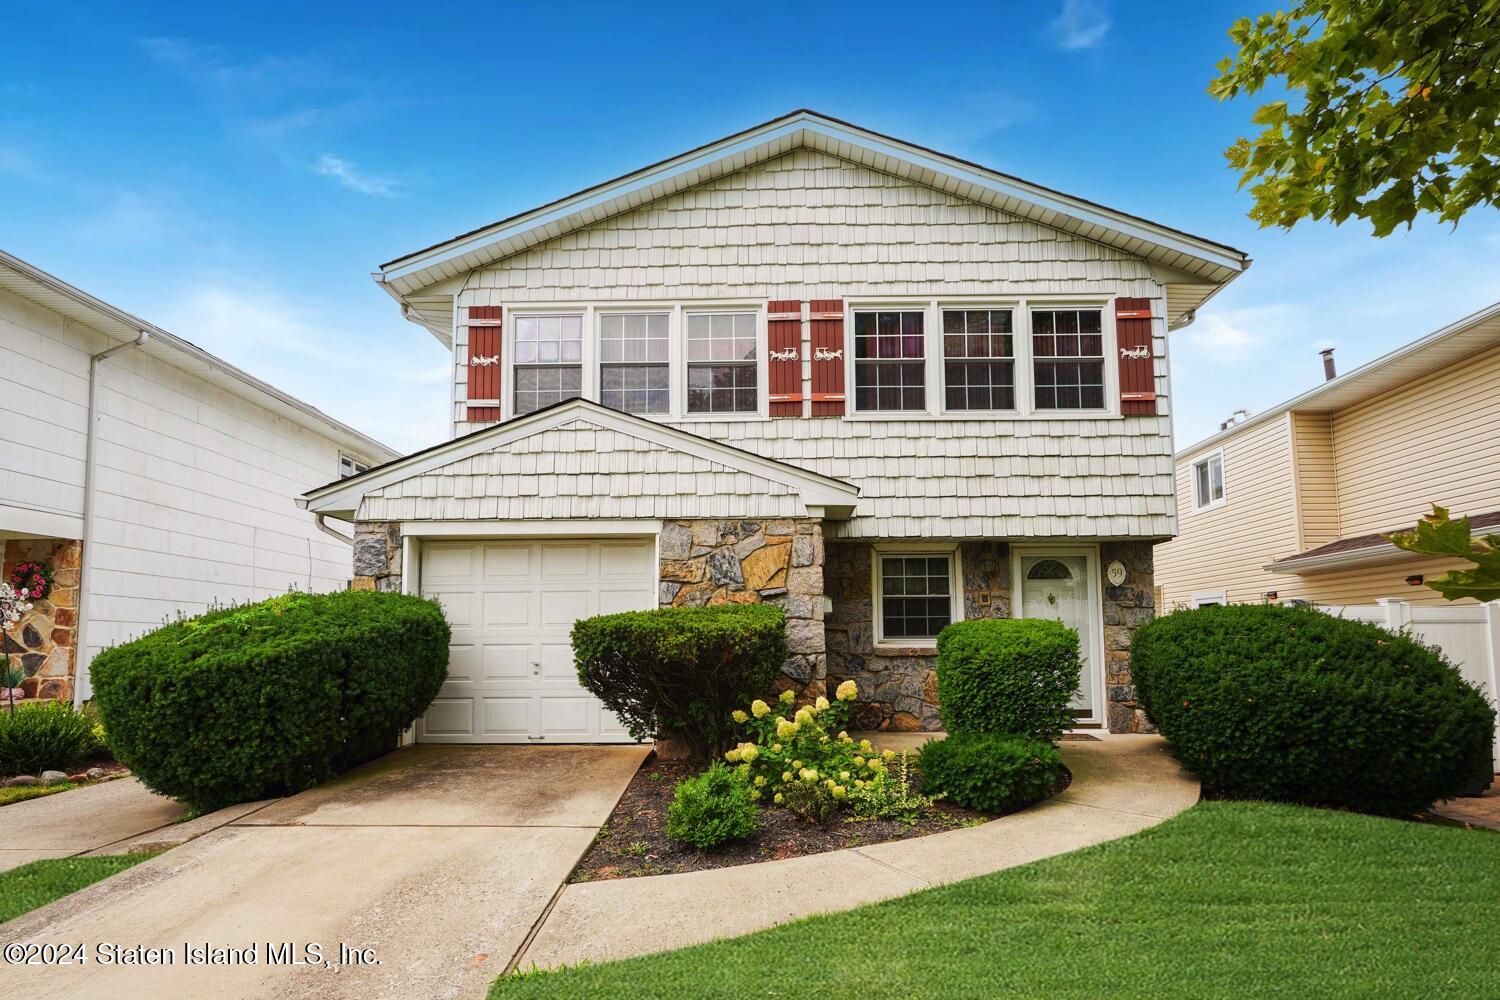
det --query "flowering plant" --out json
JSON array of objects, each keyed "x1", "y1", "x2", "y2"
[
  {"x1": 7, "y1": 561, "x2": 52, "y2": 601},
  {"x1": 722, "y1": 680, "x2": 898, "y2": 822},
  {"x1": 1, "y1": 580, "x2": 32, "y2": 631}
]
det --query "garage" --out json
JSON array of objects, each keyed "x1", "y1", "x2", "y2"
[{"x1": 415, "y1": 537, "x2": 656, "y2": 743}]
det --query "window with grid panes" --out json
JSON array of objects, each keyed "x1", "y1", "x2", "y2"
[
  {"x1": 600, "y1": 313, "x2": 669, "y2": 414},
  {"x1": 854, "y1": 311, "x2": 926, "y2": 411},
  {"x1": 943, "y1": 309, "x2": 1015, "y2": 410},
  {"x1": 513, "y1": 314, "x2": 583, "y2": 415},
  {"x1": 686, "y1": 312, "x2": 758, "y2": 413},
  {"x1": 1031, "y1": 308, "x2": 1106, "y2": 410},
  {"x1": 877, "y1": 553, "x2": 955, "y2": 641}
]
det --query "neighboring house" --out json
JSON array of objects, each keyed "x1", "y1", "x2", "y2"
[
  {"x1": 1157, "y1": 300, "x2": 1500, "y2": 610},
  {"x1": 0, "y1": 250, "x2": 399, "y2": 704},
  {"x1": 302, "y1": 110, "x2": 1249, "y2": 738}
]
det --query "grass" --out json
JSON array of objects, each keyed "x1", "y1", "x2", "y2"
[
  {"x1": 0, "y1": 782, "x2": 74, "y2": 807},
  {"x1": 490, "y1": 801, "x2": 1500, "y2": 999},
  {"x1": 0, "y1": 854, "x2": 155, "y2": 924}
]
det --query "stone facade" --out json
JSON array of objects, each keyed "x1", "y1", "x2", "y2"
[
  {"x1": 826, "y1": 539, "x2": 1157, "y2": 734},
  {"x1": 1101, "y1": 540, "x2": 1157, "y2": 734},
  {"x1": 2, "y1": 538, "x2": 82, "y2": 701},
  {"x1": 351, "y1": 521, "x2": 403, "y2": 592},
  {"x1": 658, "y1": 518, "x2": 826, "y2": 698}
]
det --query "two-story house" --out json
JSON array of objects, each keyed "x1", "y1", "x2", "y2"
[
  {"x1": 1156, "y1": 300, "x2": 1500, "y2": 609},
  {"x1": 301, "y1": 111, "x2": 1249, "y2": 739}
]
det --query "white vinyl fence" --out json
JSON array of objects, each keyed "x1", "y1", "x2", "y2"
[{"x1": 1320, "y1": 599, "x2": 1500, "y2": 771}]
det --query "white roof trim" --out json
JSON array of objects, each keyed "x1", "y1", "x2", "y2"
[
  {"x1": 300, "y1": 398, "x2": 861, "y2": 518},
  {"x1": 0, "y1": 249, "x2": 400, "y2": 464},
  {"x1": 1263, "y1": 542, "x2": 1415, "y2": 575},
  {"x1": 1178, "y1": 299, "x2": 1500, "y2": 460}
]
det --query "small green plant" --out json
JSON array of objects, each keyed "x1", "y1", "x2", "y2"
[
  {"x1": 918, "y1": 733, "x2": 1062, "y2": 813},
  {"x1": 664, "y1": 761, "x2": 759, "y2": 849},
  {"x1": 0, "y1": 700, "x2": 101, "y2": 775},
  {"x1": 625, "y1": 840, "x2": 651, "y2": 857},
  {"x1": 847, "y1": 750, "x2": 938, "y2": 825},
  {"x1": 2, "y1": 664, "x2": 24, "y2": 718}
]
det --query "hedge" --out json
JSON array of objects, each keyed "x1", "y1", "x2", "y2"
[
  {"x1": 918, "y1": 732, "x2": 1062, "y2": 813},
  {"x1": 934, "y1": 618, "x2": 1080, "y2": 741},
  {"x1": 90, "y1": 591, "x2": 449, "y2": 812},
  {"x1": 1133, "y1": 604, "x2": 1495, "y2": 816},
  {"x1": 574, "y1": 604, "x2": 786, "y2": 761},
  {"x1": 0, "y1": 700, "x2": 105, "y2": 776}
]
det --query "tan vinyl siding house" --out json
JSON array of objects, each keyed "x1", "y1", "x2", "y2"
[{"x1": 1157, "y1": 303, "x2": 1500, "y2": 609}]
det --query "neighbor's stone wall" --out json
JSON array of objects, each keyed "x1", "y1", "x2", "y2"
[
  {"x1": 659, "y1": 518, "x2": 826, "y2": 698},
  {"x1": 2, "y1": 538, "x2": 82, "y2": 701},
  {"x1": 352, "y1": 521, "x2": 403, "y2": 592},
  {"x1": 824, "y1": 540, "x2": 1010, "y2": 731},
  {"x1": 1101, "y1": 540, "x2": 1156, "y2": 734}
]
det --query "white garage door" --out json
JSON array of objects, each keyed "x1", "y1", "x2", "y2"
[{"x1": 417, "y1": 538, "x2": 655, "y2": 743}]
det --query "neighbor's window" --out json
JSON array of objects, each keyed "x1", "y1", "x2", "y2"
[
  {"x1": 854, "y1": 311, "x2": 926, "y2": 411},
  {"x1": 514, "y1": 314, "x2": 583, "y2": 416},
  {"x1": 338, "y1": 453, "x2": 368, "y2": 479},
  {"x1": 686, "y1": 312, "x2": 758, "y2": 413},
  {"x1": 877, "y1": 553, "x2": 955, "y2": 642},
  {"x1": 599, "y1": 313, "x2": 670, "y2": 415},
  {"x1": 943, "y1": 309, "x2": 1015, "y2": 411},
  {"x1": 1032, "y1": 308, "x2": 1105, "y2": 410},
  {"x1": 1193, "y1": 452, "x2": 1225, "y2": 509}
]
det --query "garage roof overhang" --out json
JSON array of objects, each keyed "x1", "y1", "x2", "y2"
[{"x1": 299, "y1": 398, "x2": 860, "y2": 521}]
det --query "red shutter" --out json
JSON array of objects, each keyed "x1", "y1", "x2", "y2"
[
  {"x1": 767, "y1": 300, "x2": 802, "y2": 417},
  {"x1": 1114, "y1": 298, "x2": 1156, "y2": 416},
  {"x1": 466, "y1": 305, "x2": 503, "y2": 423},
  {"x1": 809, "y1": 299, "x2": 845, "y2": 417}
]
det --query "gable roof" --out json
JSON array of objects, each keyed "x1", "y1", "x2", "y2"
[
  {"x1": 0, "y1": 249, "x2": 399, "y2": 465},
  {"x1": 376, "y1": 110, "x2": 1250, "y2": 344},
  {"x1": 1177, "y1": 299, "x2": 1500, "y2": 461},
  {"x1": 299, "y1": 397, "x2": 860, "y2": 519}
]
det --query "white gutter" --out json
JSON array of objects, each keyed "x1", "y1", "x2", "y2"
[
  {"x1": 74, "y1": 330, "x2": 150, "y2": 706},
  {"x1": 1262, "y1": 542, "x2": 1413, "y2": 575}
]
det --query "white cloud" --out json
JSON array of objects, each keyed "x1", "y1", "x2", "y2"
[
  {"x1": 1050, "y1": 0, "x2": 1112, "y2": 51},
  {"x1": 313, "y1": 154, "x2": 396, "y2": 197}
]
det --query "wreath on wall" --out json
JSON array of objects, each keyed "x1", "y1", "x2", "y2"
[{"x1": 8, "y1": 561, "x2": 52, "y2": 601}]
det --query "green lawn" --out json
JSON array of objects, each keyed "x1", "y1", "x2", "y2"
[
  {"x1": 0, "y1": 855, "x2": 154, "y2": 924},
  {"x1": 0, "y1": 782, "x2": 74, "y2": 807},
  {"x1": 491, "y1": 801, "x2": 1500, "y2": 999}
]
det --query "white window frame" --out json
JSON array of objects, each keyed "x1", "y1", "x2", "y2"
[
  {"x1": 871, "y1": 542, "x2": 964, "y2": 647},
  {"x1": 1190, "y1": 589, "x2": 1228, "y2": 608},
  {"x1": 937, "y1": 304, "x2": 1022, "y2": 415},
  {"x1": 1191, "y1": 449, "x2": 1226, "y2": 511},
  {"x1": 848, "y1": 304, "x2": 934, "y2": 416},
  {"x1": 679, "y1": 304, "x2": 768, "y2": 421},
  {"x1": 338, "y1": 453, "x2": 369, "y2": 479},
  {"x1": 503, "y1": 308, "x2": 588, "y2": 420},
  {"x1": 596, "y1": 307, "x2": 673, "y2": 417}
]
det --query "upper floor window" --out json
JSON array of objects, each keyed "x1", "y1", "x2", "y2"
[
  {"x1": 338, "y1": 453, "x2": 368, "y2": 479},
  {"x1": 1193, "y1": 451, "x2": 1225, "y2": 509},
  {"x1": 686, "y1": 312, "x2": 758, "y2": 414},
  {"x1": 943, "y1": 309, "x2": 1015, "y2": 411},
  {"x1": 599, "y1": 313, "x2": 669, "y2": 415},
  {"x1": 514, "y1": 314, "x2": 583, "y2": 416},
  {"x1": 854, "y1": 311, "x2": 926, "y2": 412},
  {"x1": 1032, "y1": 308, "x2": 1105, "y2": 410}
]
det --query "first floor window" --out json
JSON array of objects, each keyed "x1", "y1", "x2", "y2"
[
  {"x1": 855, "y1": 311, "x2": 926, "y2": 411},
  {"x1": 1032, "y1": 308, "x2": 1105, "y2": 410},
  {"x1": 600, "y1": 313, "x2": 669, "y2": 414},
  {"x1": 1193, "y1": 452, "x2": 1225, "y2": 508},
  {"x1": 687, "y1": 312, "x2": 758, "y2": 413},
  {"x1": 514, "y1": 314, "x2": 583, "y2": 415},
  {"x1": 877, "y1": 552, "x2": 955, "y2": 641},
  {"x1": 943, "y1": 309, "x2": 1015, "y2": 410}
]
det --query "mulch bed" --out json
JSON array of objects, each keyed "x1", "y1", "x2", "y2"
[{"x1": 571, "y1": 756, "x2": 1070, "y2": 882}]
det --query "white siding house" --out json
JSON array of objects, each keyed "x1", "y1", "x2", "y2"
[{"x1": 0, "y1": 250, "x2": 399, "y2": 703}]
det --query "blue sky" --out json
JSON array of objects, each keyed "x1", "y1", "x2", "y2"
[{"x1": 4, "y1": 1, "x2": 1498, "y2": 454}]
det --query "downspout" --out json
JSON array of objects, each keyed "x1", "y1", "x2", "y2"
[
  {"x1": 313, "y1": 513, "x2": 354, "y2": 545},
  {"x1": 74, "y1": 330, "x2": 150, "y2": 707}
]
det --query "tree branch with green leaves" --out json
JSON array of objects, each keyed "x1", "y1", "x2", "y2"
[
  {"x1": 1212, "y1": 0, "x2": 1500, "y2": 236},
  {"x1": 1385, "y1": 504, "x2": 1500, "y2": 601}
]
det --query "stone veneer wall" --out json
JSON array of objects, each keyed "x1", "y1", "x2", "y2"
[
  {"x1": 659, "y1": 518, "x2": 826, "y2": 698},
  {"x1": 826, "y1": 539, "x2": 1157, "y2": 734},
  {"x1": 352, "y1": 522, "x2": 403, "y2": 592},
  {"x1": 2, "y1": 538, "x2": 82, "y2": 701}
]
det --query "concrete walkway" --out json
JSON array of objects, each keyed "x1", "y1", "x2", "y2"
[
  {"x1": 4, "y1": 744, "x2": 648, "y2": 1000},
  {"x1": 515, "y1": 732, "x2": 1197, "y2": 971},
  {"x1": 1, "y1": 777, "x2": 189, "y2": 873}
]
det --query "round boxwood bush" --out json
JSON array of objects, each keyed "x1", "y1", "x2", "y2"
[
  {"x1": 574, "y1": 604, "x2": 786, "y2": 761},
  {"x1": 90, "y1": 591, "x2": 449, "y2": 812},
  {"x1": 934, "y1": 618, "x2": 1080, "y2": 741},
  {"x1": 1133, "y1": 604, "x2": 1495, "y2": 816},
  {"x1": 0, "y1": 700, "x2": 104, "y2": 775},
  {"x1": 918, "y1": 732, "x2": 1062, "y2": 813},
  {"x1": 664, "y1": 761, "x2": 759, "y2": 849}
]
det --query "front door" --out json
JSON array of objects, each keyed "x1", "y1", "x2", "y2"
[{"x1": 1017, "y1": 553, "x2": 1096, "y2": 720}]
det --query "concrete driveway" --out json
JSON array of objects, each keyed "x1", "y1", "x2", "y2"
[{"x1": 5, "y1": 744, "x2": 647, "y2": 1000}]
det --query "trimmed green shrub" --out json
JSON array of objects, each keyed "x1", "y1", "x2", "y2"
[
  {"x1": 918, "y1": 732, "x2": 1062, "y2": 813},
  {"x1": 90, "y1": 591, "x2": 449, "y2": 812},
  {"x1": 574, "y1": 604, "x2": 786, "y2": 761},
  {"x1": 0, "y1": 701, "x2": 103, "y2": 775},
  {"x1": 664, "y1": 762, "x2": 759, "y2": 849},
  {"x1": 1133, "y1": 604, "x2": 1496, "y2": 816},
  {"x1": 935, "y1": 618, "x2": 1080, "y2": 741}
]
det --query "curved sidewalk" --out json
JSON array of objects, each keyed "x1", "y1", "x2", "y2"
[{"x1": 514, "y1": 732, "x2": 1198, "y2": 971}]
